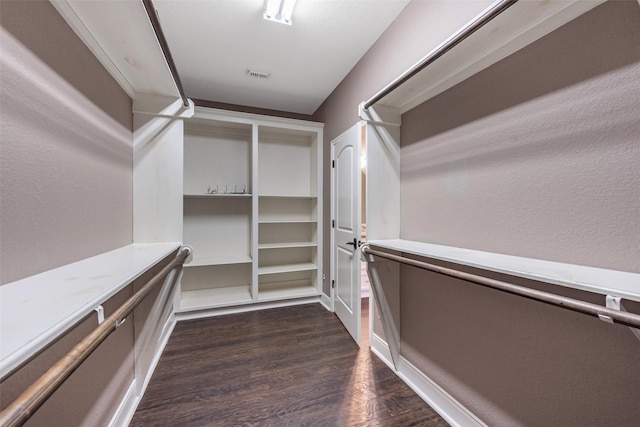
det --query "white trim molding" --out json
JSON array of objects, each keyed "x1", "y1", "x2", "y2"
[{"x1": 370, "y1": 334, "x2": 486, "y2": 427}]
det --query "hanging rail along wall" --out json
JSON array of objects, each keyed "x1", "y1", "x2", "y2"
[
  {"x1": 363, "y1": 0, "x2": 519, "y2": 110},
  {"x1": 142, "y1": 0, "x2": 190, "y2": 108},
  {"x1": 0, "y1": 247, "x2": 191, "y2": 427},
  {"x1": 362, "y1": 245, "x2": 640, "y2": 329}
]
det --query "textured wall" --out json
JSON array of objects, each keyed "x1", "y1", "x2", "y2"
[
  {"x1": 0, "y1": 285, "x2": 135, "y2": 427},
  {"x1": 0, "y1": 1, "x2": 137, "y2": 424},
  {"x1": 401, "y1": 0, "x2": 640, "y2": 272},
  {"x1": 0, "y1": 1, "x2": 133, "y2": 285},
  {"x1": 0, "y1": 252, "x2": 179, "y2": 426},
  {"x1": 313, "y1": 0, "x2": 495, "y2": 294},
  {"x1": 399, "y1": 1, "x2": 640, "y2": 425}
]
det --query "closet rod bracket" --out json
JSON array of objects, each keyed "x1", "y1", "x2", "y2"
[
  {"x1": 598, "y1": 295, "x2": 621, "y2": 324},
  {"x1": 93, "y1": 305, "x2": 104, "y2": 325}
]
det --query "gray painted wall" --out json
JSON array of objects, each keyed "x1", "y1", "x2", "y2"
[
  {"x1": 313, "y1": 0, "x2": 495, "y2": 294},
  {"x1": 398, "y1": 1, "x2": 640, "y2": 425},
  {"x1": 0, "y1": 2, "x2": 139, "y2": 425},
  {"x1": 401, "y1": 0, "x2": 640, "y2": 272},
  {"x1": 317, "y1": 0, "x2": 639, "y2": 425},
  {"x1": 0, "y1": 0, "x2": 133, "y2": 285}
]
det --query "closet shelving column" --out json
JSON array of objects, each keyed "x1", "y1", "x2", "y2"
[
  {"x1": 180, "y1": 118, "x2": 254, "y2": 311},
  {"x1": 257, "y1": 125, "x2": 321, "y2": 301}
]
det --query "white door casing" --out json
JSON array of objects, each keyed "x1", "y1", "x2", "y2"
[{"x1": 331, "y1": 124, "x2": 362, "y2": 343}]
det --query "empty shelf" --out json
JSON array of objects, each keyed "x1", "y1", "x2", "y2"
[
  {"x1": 258, "y1": 242, "x2": 317, "y2": 250},
  {"x1": 187, "y1": 255, "x2": 252, "y2": 267},
  {"x1": 258, "y1": 263, "x2": 317, "y2": 275},
  {"x1": 180, "y1": 285, "x2": 252, "y2": 311}
]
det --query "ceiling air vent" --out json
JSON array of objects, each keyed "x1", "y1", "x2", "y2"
[{"x1": 247, "y1": 69, "x2": 271, "y2": 79}]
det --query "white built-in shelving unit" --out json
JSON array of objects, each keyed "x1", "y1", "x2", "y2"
[{"x1": 179, "y1": 108, "x2": 323, "y2": 314}]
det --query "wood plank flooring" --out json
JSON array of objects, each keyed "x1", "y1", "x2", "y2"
[{"x1": 130, "y1": 301, "x2": 448, "y2": 426}]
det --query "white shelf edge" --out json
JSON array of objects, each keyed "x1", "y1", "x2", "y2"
[
  {"x1": 258, "y1": 263, "x2": 318, "y2": 275},
  {"x1": 258, "y1": 285, "x2": 320, "y2": 302},
  {"x1": 258, "y1": 219, "x2": 318, "y2": 224},
  {"x1": 186, "y1": 255, "x2": 253, "y2": 267},
  {"x1": 180, "y1": 286, "x2": 253, "y2": 311},
  {"x1": 258, "y1": 195, "x2": 317, "y2": 199},
  {"x1": 367, "y1": 239, "x2": 640, "y2": 302},
  {"x1": 258, "y1": 242, "x2": 318, "y2": 250},
  {"x1": 0, "y1": 242, "x2": 182, "y2": 379},
  {"x1": 193, "y1": 106, "x2": 324, "y2": 130},
  {"x1": 184, "y1": 194, "x2": 252, "y2": 199},
  {"x1": 377, "y1": 0, "x2": 606, "y2": 113}
]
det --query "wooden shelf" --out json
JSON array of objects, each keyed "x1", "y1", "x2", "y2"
[
  {"x1": 258, "y1": 242, "x2": 317, "y2": 250},
  {"x1": 258, "y1": 263, "x2": 317, "y2": 275},
  {"x1": 187, "y1": 255, "x2": 252, "y2": 267},
  {"x1": 180, "y1": 286, "x2": 253, "y2": 311}
]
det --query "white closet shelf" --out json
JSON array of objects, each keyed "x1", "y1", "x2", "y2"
[
  {"x1": 258, "y1": 281, "x2": 319, "y2": 301},
  {"x1": 180, "y1": 285, "x2": 252, "y2": 311},
  {"x1": 258, "y1": 242, "x2": 317, "y2": 250},
  {"x1": 258, "y1": 219, "x2": 317, "y2": 224},
  {"x1": 367, "y1": 239, "x2": 640, "y2": 302},
  {"x1": 258, "y1": 263, "x2": 318, "y2": 275},
  {"x1": 258, "y1": 195, "x2": 316, "y2": 199},
  {"x1": 186, "y1": 255, "x2": 252, "y2": 267},
  {"x1": 183, "y1": 194, "x2": 252, "y2": 199},
  {"x1": 0, "y1": 242, "x2": 181, "y2": 379}
]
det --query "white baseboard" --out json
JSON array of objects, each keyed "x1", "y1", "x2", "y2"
[
  {"x1": 110, "y1": 316, "x2": 177, "y2": 427},
  {"x1": 370, "y1": 332, "x2": 395, "y2": 370},
  {"x1": 175, "y1": 296, "x2": 321, "y2": 321},
  {"x1": 108, "y1": 379, "x2": 137, "y2": 427},
  {"x1": 320, "y1": 293, "x2": 333, "y2": 311},
  {"x1": 138, "y1": 316, "x2": 177, "y2": 394},
  {"x1": 369, "y1": 334, "x2": 486, "y2": 427}
]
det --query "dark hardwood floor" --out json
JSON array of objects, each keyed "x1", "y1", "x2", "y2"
[{"x1": 130, "y1": 300, "x2": 448, "y2": 426}]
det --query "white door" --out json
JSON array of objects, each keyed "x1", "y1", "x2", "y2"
[{"x1": 331, "y1": 124, "x2": 362, "y2": 343}]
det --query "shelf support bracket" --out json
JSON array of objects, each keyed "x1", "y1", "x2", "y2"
[
  {"x1": 362, "y1": 244, "x2": 401, "y2": 370},
  {"x1": 603, "y1": 295, "x2": 640, "y2": 342},
  {"x1": 598, "y1": 295, "x2": 621, "y2": 323},
  {"x1": 93, "y1": 305, "x2": 104, "y2": 325}
]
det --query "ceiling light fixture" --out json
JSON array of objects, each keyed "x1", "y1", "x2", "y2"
[{"x1": 263, "y1": 0, "x2": 297, "y2": 25}]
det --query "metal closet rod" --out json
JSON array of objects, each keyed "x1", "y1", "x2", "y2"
[
  {"x1": 363, "y1": 0, "x2": 519, "y2": 110},
  {"x1": 0, "y1": 247, "x2": 192, "y2": 427},
  {"x1": 362, "y1": 246, "x2": 640, "y2": 329},
  {"x1": 142, "y1": 0, "x2": 190, "y2": 108}
]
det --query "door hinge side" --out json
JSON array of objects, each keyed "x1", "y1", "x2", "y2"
[
  {"x1": 332, "y1": 219, "x2": 335, "y2": 228},
  {"x1": 332, "y1": 280, "x2": 335, "y2": 289},
  {"x1": 332, "y1": 160, "x2": 335, "y2": 168}
]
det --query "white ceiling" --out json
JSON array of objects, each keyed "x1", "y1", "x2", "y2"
[{"x1": 153, "y1": 0, "x2": 411, "y2": 114}]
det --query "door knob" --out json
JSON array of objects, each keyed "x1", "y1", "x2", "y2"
[{"x1": 346, "y1": 238, "x2": 362, "y2": 248}]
